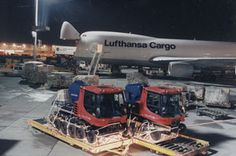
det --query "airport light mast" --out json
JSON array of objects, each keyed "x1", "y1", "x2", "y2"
[
  {"x1": 32, "y1": 0, "x2": 39, "y2": 60},
  {"x1": 32, "y1": 0, "x2": 50, "y2": 60}
]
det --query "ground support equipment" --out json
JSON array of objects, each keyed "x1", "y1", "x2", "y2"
[{"x1": 196, "y1": 107, "x2": 228, "y2": 120}]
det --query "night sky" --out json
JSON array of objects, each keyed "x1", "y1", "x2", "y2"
[{"x1": 1, "y1": 0, "x2": 236, "y2": 45}]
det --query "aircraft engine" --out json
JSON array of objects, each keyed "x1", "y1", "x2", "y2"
[{"x1": 168, "y1": 62, "x2": 194, "y2": 78}]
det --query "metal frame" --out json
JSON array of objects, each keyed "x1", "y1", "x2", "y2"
[{"x1": 133, "y1": 134, "x2": 209, "y2": 156}]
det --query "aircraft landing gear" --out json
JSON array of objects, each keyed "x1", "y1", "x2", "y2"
[
  {"x1": 138, "y1": 67, "x2": 146, "y2": 75},
  {"x1": 193, "y1": 72, "x2": 216, "y2": 82},
  {"x1": 111, "y1": 66, "x2": 121, "y2": 75}
]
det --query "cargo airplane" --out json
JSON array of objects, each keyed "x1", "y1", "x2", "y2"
[{"x1": 60, "y1": 21, "x2": 236, "y2": 80}]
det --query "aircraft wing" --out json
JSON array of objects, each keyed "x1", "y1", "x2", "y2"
[{"x1": 151, "y1": 56, "x2": 236, "y2": 67}]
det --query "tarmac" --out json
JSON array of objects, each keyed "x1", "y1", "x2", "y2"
[{"x1": 0, "y1": 74, "x2": 236, "y2": 156}]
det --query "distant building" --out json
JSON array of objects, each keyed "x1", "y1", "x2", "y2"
[
  {"x1": 52, "y1": 45, "x2": 76, "y2": 56},
  {"x1": 0, "y1": 42, "x2": 77, "y2": 56},
  {"x1": 0, "y1": 42, "x2": 54, "y2": 57}
]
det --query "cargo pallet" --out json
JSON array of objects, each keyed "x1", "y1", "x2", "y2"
[
  {"x1": 196, "y1": 107, "x2": 228, "y2": 120},
  {"x1": 28, "y1": 119, "x2": 209, "y2": 156},
  {"x1": 28, "y1": 119, "x2": 132, "y2": 155},
  {"x1": 133, "y1": 134, "x2": 209, "y2": 156}
]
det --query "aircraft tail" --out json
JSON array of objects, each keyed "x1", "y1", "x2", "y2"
[{"x1": 60, "y1": 21, "x2": 80, "y2": 40}]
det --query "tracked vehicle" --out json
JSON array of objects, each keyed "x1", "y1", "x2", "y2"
[
  {"x1": 124, "y1": 83, "x2": 209, "y2": 155},
  {"x1": 125, "y1": 83, "x2": 186, "y2": 140},
  {"x1": 125, "y1": 83, "x2": 185, "y2": 127},
  {"x1": 48, "y1": 80, "x2": 127, "y2": 144}
]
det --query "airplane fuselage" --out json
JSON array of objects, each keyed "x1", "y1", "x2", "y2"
[{"x1": 76, "y1": 31, "x2": 236, "y2": 67}]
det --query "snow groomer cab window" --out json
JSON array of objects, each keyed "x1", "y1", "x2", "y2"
[
  {"x1": 147, "y1": 92, "x2": 161, "y2": 115},
  {"x1": 84, "y1": 91, "x2": 97, "y2": 117}
]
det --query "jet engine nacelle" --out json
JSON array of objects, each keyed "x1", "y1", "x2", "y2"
[{"x1": 168, "y1": 62, "x2": 194, "y2": 78}]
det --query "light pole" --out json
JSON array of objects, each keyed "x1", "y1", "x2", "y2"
[
  {"x1": 32, "y1": 31, "x2": 37, "y2": 60},
  {"x1": 33, "y1": 0, "x2": 39, "y2": 60},
  {"x1": 32, "y1": 0, "x2": 50, "y2": 60},
  {"x1": 35, "y1": 0, "x2": 39, "y2": 27}
]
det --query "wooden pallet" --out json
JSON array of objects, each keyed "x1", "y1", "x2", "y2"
[{"x1": 28, "y1": 119, "x2": 132, "y2": 155}]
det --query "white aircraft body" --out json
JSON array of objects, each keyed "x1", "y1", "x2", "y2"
[{"x1": 60, "y1": 21, "x2": 236, "y2": 78}]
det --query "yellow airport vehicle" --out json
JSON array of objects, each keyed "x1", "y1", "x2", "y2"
[{"x1": 28, "y1": 118, "x2": 132, "y2": 155}]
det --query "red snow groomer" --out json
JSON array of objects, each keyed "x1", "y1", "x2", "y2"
[
  {"x1": 125, "y1": 83, "x2": 186, "y2": 131},
  {"x1": 73, "y1": 85, "x2": 127, "y2": 127},
  {"x1": 48, "y1": 80, "x2": 127, "y2": 144}
]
